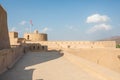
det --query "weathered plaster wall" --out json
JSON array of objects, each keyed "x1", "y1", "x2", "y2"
[
  {"x1": 9, "y1": 32, "x2": 18, "y2": 38},
  {"x1": 9, "y1": 32, "x2": 19, "y2": 45},
  {"x1": 26, "y1": 41, "x2": 116, "y2": 50},
  {"x1": 9, "y1": 32, "x2": 26, "y2": 45},
  {"x1": 65, "y1": 48, "x2": 120, "y2": 73},
  {"x1": 0, "y1": 5, "x2": 10, "y2": 50},
  {"x1": 26, "y1": 43, "x2": 48, "y2": 52},
  {"x1": 64, "y1": 50, "x2": 120, "y2": 80},
  {"x1": 25, "y1": 41, "x2": 119, "y2": 72},
  {"x1": 24, "y1": 33, "x2": 47, "y2": 41},
  {"x1": 0, "y1": 46, "x2": 25, "y2": 74}
]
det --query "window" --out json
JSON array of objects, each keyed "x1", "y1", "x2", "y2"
[
  {"x1": 33, "y1": 46, "x2": 35, "y2": 50},
  {"x1": 27, "y1": 35, "x2": 29, "y2": 40},
  {"x1": 42, "y1": 46, "x2": 44, "y2": 50}
]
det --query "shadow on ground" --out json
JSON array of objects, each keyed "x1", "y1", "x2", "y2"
[{"x1": 0, "y1": 51, "x2": 63, "y2": 80}]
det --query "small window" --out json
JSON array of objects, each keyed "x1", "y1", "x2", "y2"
[{"x1": 27, "y1": 35, "x2": 29, "y2": 40}]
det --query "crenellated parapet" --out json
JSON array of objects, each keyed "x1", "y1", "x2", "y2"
[{"x1": 26, "y1": 41, "x2": 116, "y2": 50}]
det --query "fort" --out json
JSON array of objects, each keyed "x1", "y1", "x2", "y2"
[
  {"x1": 9, "y1": 30, "x2": 116, "y2": 50},
  {"x1": 0, "y1": 5, "x2": 120, "y2": 80}
]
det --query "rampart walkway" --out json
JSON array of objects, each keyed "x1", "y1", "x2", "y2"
[{"x1": 0, "y1": 51, "x2": 113, "y2": 80}]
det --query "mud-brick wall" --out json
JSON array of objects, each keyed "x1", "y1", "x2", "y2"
[
  {"x1": 0, "y1": 5, "x2": 10, "y2": 50},
  {"x1": 36, "y1": 41, "x2": 116, "y2": 50},
  {"x1": 66, "y1": 48, "x2": 120, "y2": 73},
  {"x1": 0, "y1": 47, "x2": 25, "y2": 74}
]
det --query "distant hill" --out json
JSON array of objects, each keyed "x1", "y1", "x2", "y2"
[{"x1": 100, "y1": 36, "x2": 120, "y2": 45}]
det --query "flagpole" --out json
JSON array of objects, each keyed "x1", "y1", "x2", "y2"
[
  {"x1": 30, "y1": 20, "x2": 33, "y2": 33},
  {"x1": 30, "y1": 24, "x2": 31, "y2": 33}
]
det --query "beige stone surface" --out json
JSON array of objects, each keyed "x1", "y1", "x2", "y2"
[
  {"x1": 64, "y1": 51, "x2": 120, "y2": 80},
  {"x1": 1, "y1": 51, "x2": 120, "y2": 80},
  {"x1": 26, "y1": 41, "x2": 116, "y2": 50},
  {"x1": 24, "y1": 30, "x2": 47, "y2": 41},
  {"x1": 65, "y1": 48, "x2": 120, "y2": 73},
  {"x1": 9, "y1": 32, "x2": 26, "y2": 45},
  {"x1": 0, "y1": 5, "x2": 10, "y2": 50},
  {"x1": 9, "y1": 32, "x2": 18, "y2": 38},
  {"x1": 0, "y1": 47, "x2": 24, "y2": 74}
]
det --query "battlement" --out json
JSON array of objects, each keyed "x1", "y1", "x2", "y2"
[{"x1": 26, "y1": 41, "x2": 116, "y2": 50}]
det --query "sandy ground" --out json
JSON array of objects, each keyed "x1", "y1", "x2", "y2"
[{"x1": 0, "y1": 51, "x2": 104, "y2": 80}]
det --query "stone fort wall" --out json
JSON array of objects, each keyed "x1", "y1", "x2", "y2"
[
  {"x1": 24, "y1": 31, "x2": 47, "y2": 41},
  {"x1": 0, "y1": 46, "x2": 26, "y2": 74},
  {"x1": 0, "y1": 5, "x2": 10, "y2": 50},
  {"x1": 65, "y1": 48, "x2": 120, "y2": 73},
  {"x1": 26, "y1": 41, "x2": 116, "y2": 50},
  {"x1": 9, "y1": 32, "x2": 25, "y2": 45},
  {"x1": 0, "y1": 5, "x2": 28, "y2": 74}
]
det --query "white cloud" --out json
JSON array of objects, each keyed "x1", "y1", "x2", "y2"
[
  {"x1": 65, "y1": 25, "x2": 78, "y2": 31},
  {"x1": 86, "y1": 14, "x2": 110, "y2": 23},
  {"x1": 42, "y1": 27, "x2": 49, "y2": 33},
  {"x1": 69, "y1": 26, "x2": 73, "y2": 30},
  {"x1": 68, "y1": 26, "x2": 78, "y2": 31},
  {"x1": 10, "y1": 27, "x2": 16, "y2": 31},
  {"x1": 19, "y1": 21, "x2": 27, "y2": 25},
  {"x1": 87, "y1": 24, "x2": 112, "y2": 33}
]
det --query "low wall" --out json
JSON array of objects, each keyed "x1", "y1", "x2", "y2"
[
  {"x1": 0, "y1": 46, "x2": 25, "y2": 74},
  {"x1": 26, "y1": 41, "x2": 116, "y2": 50},
  {"x1": 64, "y1": 51, "x2": 120, "y2": 80},
  {"x1": 65, "y1": 48, "x2": 120, "y2": 73},
  {"x1": 25, "y1": 43, "x2": 48, "y2": 52}
]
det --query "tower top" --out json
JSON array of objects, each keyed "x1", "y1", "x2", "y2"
[{"x1": 34, "y1": 30, "x2": 39, "y2": 34}]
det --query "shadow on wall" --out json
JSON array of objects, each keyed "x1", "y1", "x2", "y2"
[{"x1": 0, "y1": 51, "x2": 63, "y2": 80}]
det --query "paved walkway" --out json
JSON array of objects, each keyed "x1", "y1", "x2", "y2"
[{"x1": 0, "y1": 52, "x2": 103, "y2": 80}]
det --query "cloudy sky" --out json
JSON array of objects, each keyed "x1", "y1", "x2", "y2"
[{"x1": 0, "y1": 0, "x2": 120, "y2": 41}]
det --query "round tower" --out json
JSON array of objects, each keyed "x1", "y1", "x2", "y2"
[{"x1": 24, "y1": 30, "x2": 48, "y2": 41}]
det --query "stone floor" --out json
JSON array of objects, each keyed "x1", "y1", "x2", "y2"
[{"x1": 0, "y1": 51, "x2": 106, "y2": 80}]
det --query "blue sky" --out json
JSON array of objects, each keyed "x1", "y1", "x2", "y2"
[{"x1": 0, "y1": 0, "x2": 120, "y2": 41}]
